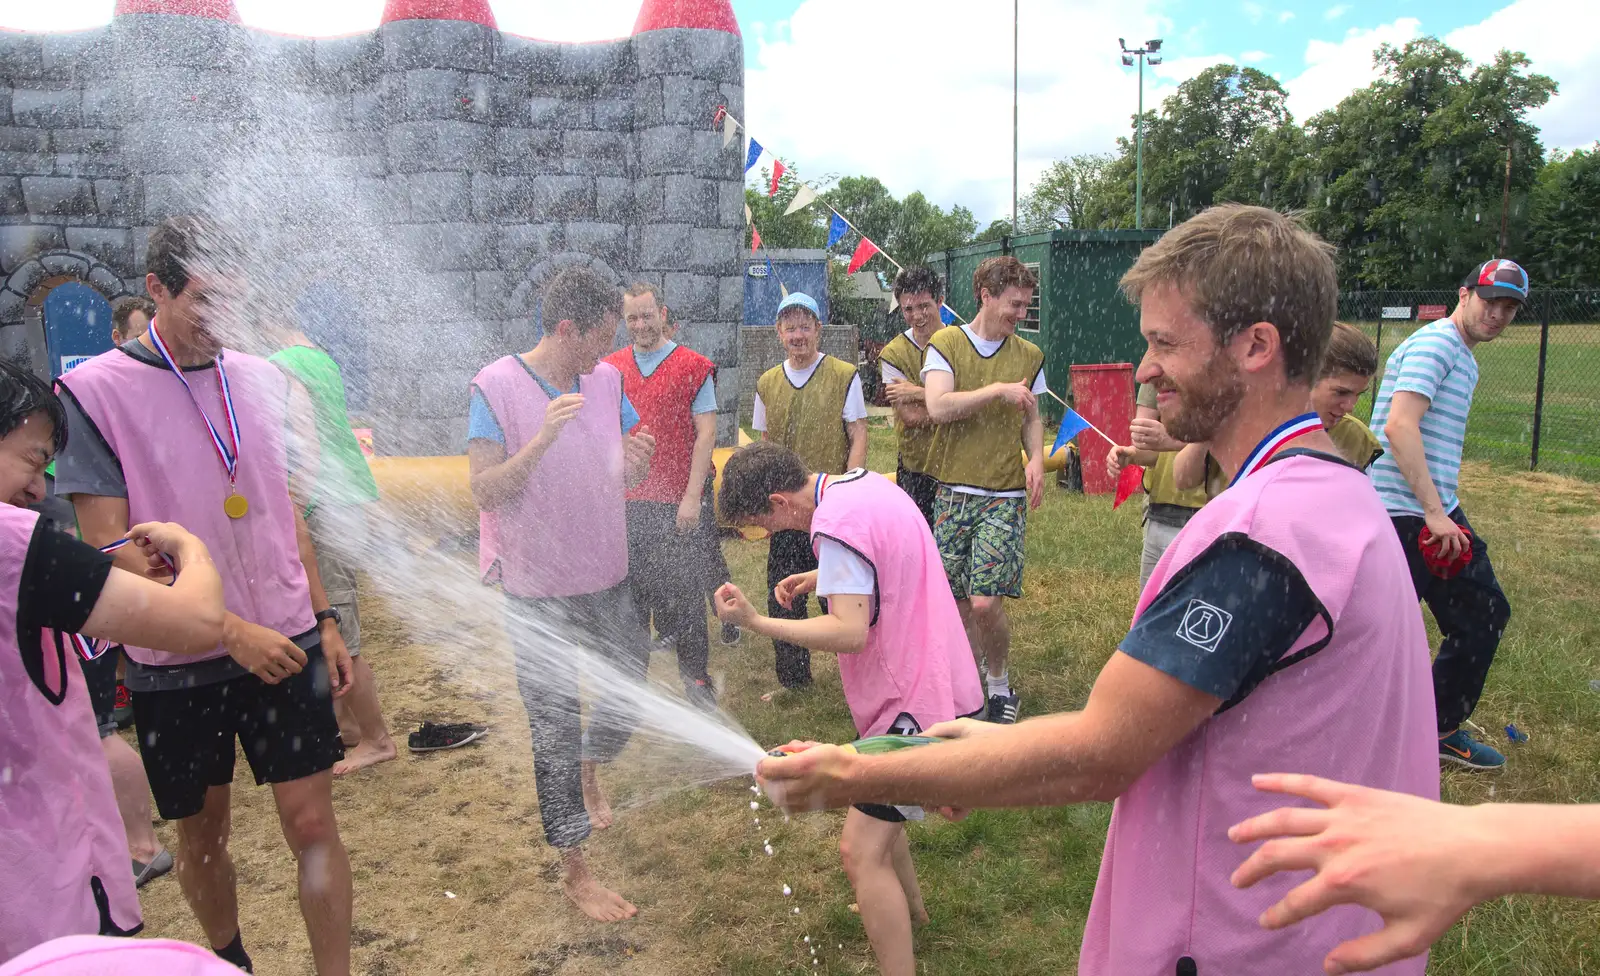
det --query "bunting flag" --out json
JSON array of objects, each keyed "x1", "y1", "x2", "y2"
[
  {"x1": 722, "y1": 113, "x2": 739, "y2": 148},
  {"x1": 888, "y1": 292, "x2": 899, "y2": 313},
  {"x1": 784, "y1": 184, "x2": 818, "y2": 217},
  {"x1": 826, "y1": 212, "x2": 849, "y2": 248},
  {"x1": 1113, "y1": 463, "x2": 1145, "y2": 509},
  {"x1": 750, "y1": 225, "x2": 762, "y2": 253},
  {"x1": 768, "y1": 159, "x2": 786, "y2": 197},
  {"x1": 939, "y1": 305, "x2": 957, "y2": 325},
  {"x1": 780, "y1": 281, "x2": 790, "y2": 298},
  {"x1": 1050, "y1": 408, "x2": 1092, "y2": 458},
  {"x1": 847, "y1": 237, "x2": 880, "y2": 274},
  {"x1": 744, "y1": 138, "x2": 764, "y2": 174},
  {"x1": 744, "y1": 202, "x2": 752, "y2": 226},
  {"x1": 712, "y1": 105, "x2": 726, "y2": 127}
]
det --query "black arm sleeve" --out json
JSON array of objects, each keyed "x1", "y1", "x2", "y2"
[
  {"x1": 1119, "y1": 534, "x2": 1324, "y2": 705},
  {"x1": 17, "y1": 521, "x2": 115, "y2": 634}
]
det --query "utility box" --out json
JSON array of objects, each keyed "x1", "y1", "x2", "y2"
[
  {"x1": 924, "y1": 230, "x2": 1162, "y2": 421},
  {"x1": 744, "y1": 249, "x2": 831, "y2": 326}
]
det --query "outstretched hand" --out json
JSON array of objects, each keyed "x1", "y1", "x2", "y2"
[
  {"x1": 756, "y1": 742, "x2": 856, "y2": 813},
  {"x1": 712, "y1": 582, "x2": 758, "y2": 628},
  {"x1": 1230, "y1": 773, "x2": 1487, "y2": 974}
]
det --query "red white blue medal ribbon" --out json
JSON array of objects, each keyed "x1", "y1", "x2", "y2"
[
  {"x1": 1228, "y1": 412, "x2": 1324, "y2": 489},
  {"x1": 813, "y1": 473, "x2": 830, "y2": 505},
  {"x1": 66, "y1": 538, "x2": 176, "y2": 662},
  {"x1": 147, "y1": 320, "x2": 242, "y2": 488}
]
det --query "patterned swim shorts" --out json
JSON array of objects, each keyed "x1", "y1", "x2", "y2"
[{"x1": 932, "y1": 486, "x2": 1027, "y2": 600}]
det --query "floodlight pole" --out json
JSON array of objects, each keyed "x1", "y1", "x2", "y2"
[
  {"x1": 1135, "y1": 49, "x2": 1145, "y2": 231},
  {"x1": 1013, "y1": 0, "x2": 1019, "y2": 234}
]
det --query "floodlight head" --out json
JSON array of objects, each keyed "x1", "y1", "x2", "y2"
[
  {"x1": 1148, "y1": 38, "x2": 1163, "y2": 51},
  {"x1": 1122, "y1": 54, "x2": 1134, "y2": 66},
  {"x1": 1148, "y1": 55, "x2": 1162, "y2": 65},
  {"x1": 1119, "y1": 37, "x2": 1127, "y2": 49}
]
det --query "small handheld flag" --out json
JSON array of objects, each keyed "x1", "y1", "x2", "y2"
[{"x1": 1113, "y1": 463, "x2": 1145, "y2": 509}]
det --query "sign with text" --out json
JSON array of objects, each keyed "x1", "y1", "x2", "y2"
[
  {"x1": 1381, "y1": 306, "x2": 1412, "y2": 320},
  {"x1": 1417, "y1": 304, "x2": 1448, "y2": 321}
]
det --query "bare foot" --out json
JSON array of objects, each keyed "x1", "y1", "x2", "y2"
[
  {"x1": 911, "y1": 905, "x2": 930, "y2": 927},
  {"x1": 561, "y1": 851, "x2": 637, "y2": 922},
  {"x1": 580, "y1": 761, "x2": 613, "y2": 831},
  {"x1": 333, "y1": 736, "x2": 398, "y2": 776},
  {"x1": 563, "y1": 874, "x2": 638, "y2": 922}
]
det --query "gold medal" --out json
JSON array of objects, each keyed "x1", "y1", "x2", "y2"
[{"x1": 224, "y1": 492, "x2": 249, "y2": 519}]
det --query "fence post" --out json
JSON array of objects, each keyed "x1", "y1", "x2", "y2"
[{"x1": 1530, "y1": 293, "x2": 1551, "y2": 471}]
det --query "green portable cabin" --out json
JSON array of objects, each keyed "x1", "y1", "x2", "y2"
[{"x1": 924, "y1": 229, "x2": 1162, "y2": 420}]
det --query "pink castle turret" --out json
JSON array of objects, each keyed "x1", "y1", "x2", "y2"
[
  {"x1": 633, "y1": 0, "x2": 740, "y2": 35},
  {"x1": 112, "y1": 0, "x2": 240, "y2": 21},
  {"x1": 380, "y1": 0, "x2": 497, "y2": 28}
]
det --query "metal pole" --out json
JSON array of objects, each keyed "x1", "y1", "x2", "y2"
[
  {"x1": 1499, "y1": 139, "x2": 1512, "y2": 257},
  {"x1": 1530, "y1": 292, "x2": 1550, "y2": 470},
  {"x1": 1012, "y1": 0, "x2": 1019, "y2": 234},
  {"x1": 1135, "y1": 51, "x2": 1145, "y2": 231}
]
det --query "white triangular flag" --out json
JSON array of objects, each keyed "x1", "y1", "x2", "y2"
[
  {"x1": 721, "y1": 114, "x2": 739, "y2": 149},
  {"x1": 784, "y1": 184, "x2": 818, "y2": 217},
  {"x1": 744, "y1": 203, "x2": 752, "y2": 226},
  {"x1": 888, "y1": 292, "x2": 898, "y2": 313},
  {"x1": 780, "y1": 281, "x2": 790, "y2": 298}
]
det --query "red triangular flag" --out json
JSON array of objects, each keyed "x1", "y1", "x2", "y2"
[
  {"x1": 1112, "y1": 463, "x2": 1145, "y2": 509},
  {"x1": 769, "y1": 159, "x2": 786, "y2": 197},
  {"x1": 847, "y1": 236, "x2": 879, "y2": 274},
  {"x1": 750, "y1": 225, "x2": 761, "y2": 254}
]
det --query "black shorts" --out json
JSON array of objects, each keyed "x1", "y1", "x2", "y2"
[
  {"x1": 132, "y1": 643, "x2": 344, "y2": 821},
  {"x1": 896, "y1": 464, "x2": 940, "y2": 530},
  {"x1": 82, "y1": 645, "x2": 121, "y2": 739}
]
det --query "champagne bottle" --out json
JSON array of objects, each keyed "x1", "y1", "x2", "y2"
[{"x1": 768, "y1": 734, "x2": 941, "y2": 758}]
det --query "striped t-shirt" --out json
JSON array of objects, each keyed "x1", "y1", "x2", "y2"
[{"x1": 1368, "y1": 319, "x2": 1479, "y2": 516}]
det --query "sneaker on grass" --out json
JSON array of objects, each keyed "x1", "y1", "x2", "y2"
[
  {"x1": 985, "y1": 691, "x2": 1020, "y2": 725},
  {"x1": 1439, "y1": 728, "x2": 1505, "y2": 770},
  {"x1": 685, "y1": 678, "x2": 718, "y2": 712},
  {"x1": 113, "y1": 681, "x2": 134, "y2": 730},
  {"x1": 133, "y1": 849, "x2": 173, "y2": 889},
  {"x1": 407, "y1": 722, "x2": 489, "y2": 753}
]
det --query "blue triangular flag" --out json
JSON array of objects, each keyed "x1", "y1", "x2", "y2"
[
  {"x1": 826, "y1": 212, "x2": 849, "y2": 249},
  {"x1": 745, "y1": 139, "x2": 764, "y2": 174},
  {"x1": 765, "y1": 256, "x2": 775, "y2": 278},
  {"x1": 1051, "y1": 408, "x2": 1091, "y2": 456},
  {"x1": 939, "y1": 304, "x2": 956, "y2": 325}
]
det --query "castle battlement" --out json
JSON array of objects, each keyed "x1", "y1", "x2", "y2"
[{"x1": 0, "y1": 0, "x2": 746, "y2": 454}]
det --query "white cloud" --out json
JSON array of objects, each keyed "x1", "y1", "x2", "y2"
[
  {"x1": 1281, "y1": 18, "x2": 1423, "y2": 122},
  {"x1": 1278, "y1": 10, "x2": 1295, "y2": 23},
  {"x1": 1241, "y1": 1, "x2": 1265, "y2": 24},
  {"x1": 1240, "y1": 50, "x2": 1271, "y2": 64},
  {"x1": 1445, "y1": 0, "x2": 1600, "y2": 152},
  {"x1": 745, "y1": 0, "x2": 1222, "y2": 224},
  {"x1": 1323, "y1": 4, "x2": 1351, "y2": 21}
]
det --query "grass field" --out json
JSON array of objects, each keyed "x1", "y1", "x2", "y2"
[
  {"x1": 130, "y1": 424, "x2": 1600, "y2": 975},
  {"x1": 1347, "y1": 321, "x2": 1600, "y2": 482}
]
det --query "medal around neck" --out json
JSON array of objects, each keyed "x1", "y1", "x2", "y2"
[
  {"x1": 224, "y1": 492, "x2": 249, "y2": 519},
  {"x1": 149, "y1": 321, "x2": 248, "y2": 518}
]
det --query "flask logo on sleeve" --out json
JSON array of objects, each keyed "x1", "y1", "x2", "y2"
[{"x1": 1177, "y1": 600, "x2": 1232, "y2": 653}]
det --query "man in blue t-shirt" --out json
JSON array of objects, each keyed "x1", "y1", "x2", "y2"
[{"x1": 1369, "y1": 258, "x2": 1525, "y2": 771}]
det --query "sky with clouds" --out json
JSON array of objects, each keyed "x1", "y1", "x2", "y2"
[{"x1": 2, "y1": 0, "x2": 1596, "y2": 224}]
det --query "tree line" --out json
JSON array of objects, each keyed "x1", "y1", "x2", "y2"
[{"x1": 751, "y1": 36, "x2": 1600, "y2": 290}]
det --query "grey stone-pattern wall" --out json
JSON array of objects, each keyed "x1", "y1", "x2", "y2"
[{"x1": 0, "y1": 13, "x2": 746, "y2": 455}]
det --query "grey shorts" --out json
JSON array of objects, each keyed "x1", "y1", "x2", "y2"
[{"x1": 305, "y1": 504, "x2": 365, "y2": 656}]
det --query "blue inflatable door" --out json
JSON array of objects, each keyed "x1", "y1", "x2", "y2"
[{"x1": 42, "y1": 282, "x2": 114, "y2": 377}]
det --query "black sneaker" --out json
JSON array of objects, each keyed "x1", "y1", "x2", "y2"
[
  {"x1": 407, "y1": 722, "x2": 489, "y2": 753},
  {"x1": 113, "y1": 682, "x2": 134, "y2": 730},
  {"x1": 985, "y1": 691, "x2": 1020, "y2": 724},
  {"x1": 720, "y1": 622, "x2": 741, "y2": 645},
  {"x1": 685, "y1": 678, "x2": 718, "y2": 712}
]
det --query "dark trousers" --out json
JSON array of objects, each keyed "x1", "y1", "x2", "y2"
[
  {"x1": 697, "y1": 478, "x2": 733, "y2": 593},
  {"x1": 1391, "y1": 507, "x2": 1512, "y2": 734},
  {"x1": 896, "y1": 462, "x2": 940, "y2": 530},
  {"x1": 626, "y1": 501, "x2": 710, "y2": 683},
  {"x1": 507, "y1": 583, "x2": 651, "y2": 849},
  {"x1": 767, "y1": 528, "x2": 817, "y2": 687}
]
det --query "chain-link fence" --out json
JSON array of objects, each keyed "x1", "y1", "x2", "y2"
[{"x1": 1338, "y1": 290, "x2": 1600, "y2": 482}]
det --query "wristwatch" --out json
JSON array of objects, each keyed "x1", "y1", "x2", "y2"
[{"x1": 315, "y1": 608, "x2": 343, "y2": 627}]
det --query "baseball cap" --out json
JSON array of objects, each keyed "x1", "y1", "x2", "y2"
[
  {"x1": 776, "y1": 292, "x2": 820, "y2": 320},
  {"x1": 1468, "y1": 259, "x2": 1529, "y2": 304}
]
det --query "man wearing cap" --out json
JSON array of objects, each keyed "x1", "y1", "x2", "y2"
[
  {"x1": 752, "y1": 292, "x2": 869, "y2": 689},
  {"x1": 1369, "y1": 258, "x2": 1524, "y2": 771}
]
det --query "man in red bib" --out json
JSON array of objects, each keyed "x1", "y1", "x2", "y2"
[{"x1": 602, "y1": 284, "x2": 720, "y2": 710}]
